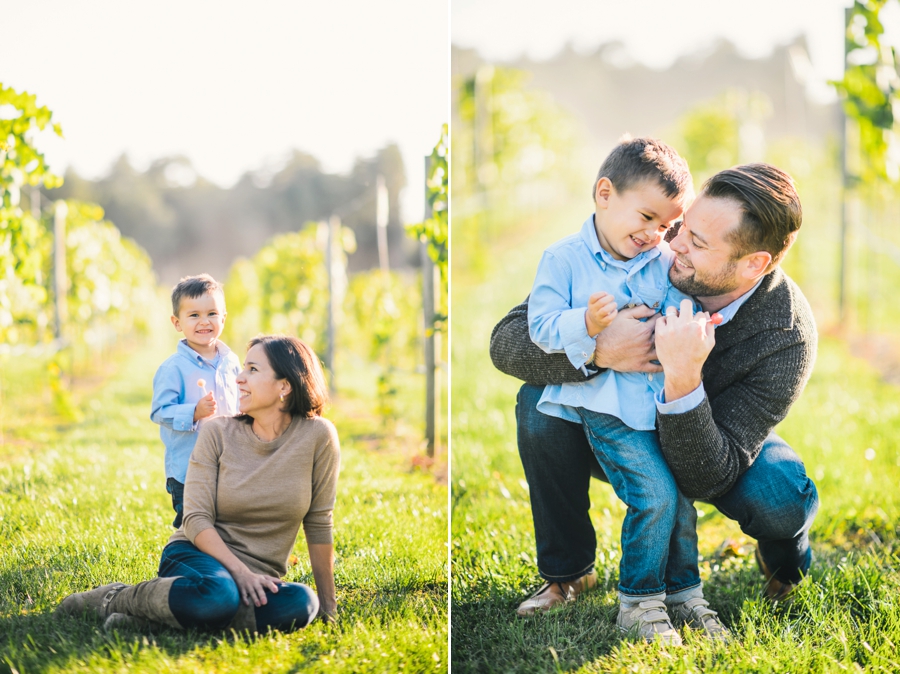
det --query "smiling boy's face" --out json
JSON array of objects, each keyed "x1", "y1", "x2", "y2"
[
  {"x1": 171, "y1": 291, "x2": 226, "y2": 356},
  {"x1": 594, "y1": 178, "x2": 686, "y2": 261}
]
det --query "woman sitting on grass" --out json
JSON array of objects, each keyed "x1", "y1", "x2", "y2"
[{"x1": 56, "y1": 334, "x2": 340, "y2": 633}]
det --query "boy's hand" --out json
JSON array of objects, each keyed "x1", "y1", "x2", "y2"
[
  {"x1": 194, "y1": 392, "x2": 217, "y2": 422},
  {"x1": 585, "y1": 291, "x2": 618, "y2": 337}
]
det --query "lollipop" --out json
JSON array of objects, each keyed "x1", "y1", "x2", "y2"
[
  {"x1": 710, "y1": 312, "x2": 724, "y2": 326},
  {"x1": 197, "y1": 378, "x2": 207, "y2": 396}
]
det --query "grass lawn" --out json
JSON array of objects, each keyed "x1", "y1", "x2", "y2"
[
  {"x1": 450, "y1": 203, "x2": 900, "y2": 673},
  {"x1": 0, "y1": 333, "x2": 447, "y2": 673}
]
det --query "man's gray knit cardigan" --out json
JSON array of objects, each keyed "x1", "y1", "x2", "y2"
[{"x1": 489, "y1": 267, "x2": 817, "y2": 500}]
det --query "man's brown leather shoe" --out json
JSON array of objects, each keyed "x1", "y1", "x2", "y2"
[
  {"x1": 516, "y1": 570, "x2": 598, "y2": 616},
  {"x1": 755, "y1": 547, "x2": 798, "y2": 602}
]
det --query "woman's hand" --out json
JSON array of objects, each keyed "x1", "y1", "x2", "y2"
[
  {"x1": 232, "y1": 569, "x2": 282, "y2": 607},
  {"x1": 317, "y1": 605, "x2": 337, "y2": 623},
  {"x1": 316, "y1": 596, "x2": 338, "y2": 622},
  {"x1": 194, "y1": 528, "x2": 283, "y2": 607}
]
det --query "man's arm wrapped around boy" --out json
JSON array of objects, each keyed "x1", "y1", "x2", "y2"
[{"x1": 489, "y1": 298, "x2": 593, "y2": 385}]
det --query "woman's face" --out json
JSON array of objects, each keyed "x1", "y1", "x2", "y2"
[{"x1": 236, "y1": 344, "x2": 290, "y2": 417}]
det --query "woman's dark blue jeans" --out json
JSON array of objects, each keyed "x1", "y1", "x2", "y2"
[
  {"x1": 159, "y1": 541, "x2": 319, "y2": 632},
  {"x1": 516, "y1": 383, "x2": 818, "y2": 586}
]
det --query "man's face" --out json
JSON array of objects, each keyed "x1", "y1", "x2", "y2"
[
  {"x1": 668, "y1": 195, "x2": 743, "y2": 297},
  {"x1": 594, "y1": 179, "x2": 684, "y2": 261}
]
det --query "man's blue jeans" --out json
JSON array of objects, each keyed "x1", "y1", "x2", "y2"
[
  {"x1": 577, "y1": 409, "x2": 700, "y2": 597},
  {"x1": 516, "y1": 384, "x2": 818, "y2": 586},
  {"x1": 159, "y1": 541, "x2": 319, "y2": 632}
]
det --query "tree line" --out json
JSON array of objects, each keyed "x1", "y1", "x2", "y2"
[{"x1": 45, "y1": 145, "x2": 413, "y2": 285}]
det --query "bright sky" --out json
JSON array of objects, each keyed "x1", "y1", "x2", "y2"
[
  {"x1": 453, "y1": 0, "x2": 900, "y2": 104},
  {"x1": 1, "y1": 0, "x2": 449, "y2": 224}
]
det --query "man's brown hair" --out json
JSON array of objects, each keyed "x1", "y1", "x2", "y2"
[{"x1": 703, "y1": 163, "x2": 802, "y2": 269}]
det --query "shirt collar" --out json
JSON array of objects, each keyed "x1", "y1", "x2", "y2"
[
  {"x1": 579, "y1": 214, "x2": 660, "y2": 270},
  {"x1": 177, "y1": 338, "x2": 230, "y2": 365},
  {"x1": 714, "y1": 277, "x2": 765, "y2": 327}
]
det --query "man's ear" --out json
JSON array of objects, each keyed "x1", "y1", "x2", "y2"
[
  {"x1": 741, "y1": 251, "x2": 773, "y2": 279},
  {"x1": 594, "y1": 177, "x2": 613, "y2": 209}
]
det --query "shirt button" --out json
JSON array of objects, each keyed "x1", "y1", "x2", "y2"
[{"x1": 648, "y1": 374, "x2": 654, "y2": 382}]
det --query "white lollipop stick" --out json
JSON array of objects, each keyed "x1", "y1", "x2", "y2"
[{"x1": 197, "y1": 378, "x2": 207, "y2": 396}]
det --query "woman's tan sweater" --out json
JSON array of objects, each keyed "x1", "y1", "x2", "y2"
[{"x1": 167, "y1": 414, "x2": 340, "y2": 577}]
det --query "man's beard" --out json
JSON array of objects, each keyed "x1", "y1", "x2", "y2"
[{"x1": 669, "y1": 257, "x2": 741, "y2": 297}]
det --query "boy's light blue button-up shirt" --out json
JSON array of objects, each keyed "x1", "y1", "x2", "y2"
[
  {"x1": 528, "y1": 215, "x2": 693, "y2": 431},
  {"x1": 151, "y1": 339, "x2": 241, "y2": 482}
]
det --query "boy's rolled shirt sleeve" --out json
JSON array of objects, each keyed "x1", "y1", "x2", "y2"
[
  {"x1": 160, "y1": 403, "x2": 198, "y2": 432},
  {"x1": 527, "y1": 251, "x2": 598, "y2": 371},
  {"x1": 181, "y1": 423, "x2": 221, "y2": 542},
  {"x1": 151, "y1": 364, "x2": 198, "y2": 432},
  {"x1": 489, "y1": 299, "x2": 596, "y2": 385},
  {"x1": 302, "y1": 421, "x2": 341, "y2": 545},
  {"x1": 555, "y1": 308, "x2": 598, "y2": 370}
]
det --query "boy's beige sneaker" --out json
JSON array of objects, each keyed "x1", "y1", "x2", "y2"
[
  {"x1": 670, "y1": 597, "x2": 730, "y2": 642},
  {"x1": 515, "y1": 570, "x2": 597, "y2": 616},
  {"x1": 616, "y1": 599, "x2": 682, "y2": 646}
]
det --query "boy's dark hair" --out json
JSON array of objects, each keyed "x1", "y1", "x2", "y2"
[
  {"x1": 238, "y1": 334, "x2": 328, "y2": 421},
  {"x1": 702, "y1": 163, "x2": 802, "y2": 270},
  {"x1": 593, "y1": 136, "x2": 693, "y2": 204},
  {"x1": 171, "y1": 274, "x2": 224, "y2": 316}
]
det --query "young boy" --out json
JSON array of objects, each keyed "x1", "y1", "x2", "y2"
[
  {"x1": 527, "y1": 137, "x2": 727, "y2": 644},
  {"x1": 150, "y1": 274, "x2": 241, "y2": 528}
]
